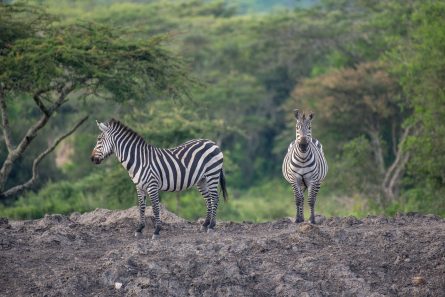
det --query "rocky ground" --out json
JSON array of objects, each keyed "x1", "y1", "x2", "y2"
[{"x1": 0, "y1": 206, "x2": 444, "y2": 296}]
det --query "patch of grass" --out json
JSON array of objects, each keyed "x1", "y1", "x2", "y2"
[
  {"x1": 2, "y1": 176, "x2": 442, "y2": 221},
  {"x1": 162, "y1": 179, "x2": 374, "y2": 222}
]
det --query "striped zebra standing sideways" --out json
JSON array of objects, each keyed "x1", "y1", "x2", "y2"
[
  {"x1": 91, "y1": 119, "x2": 228, "y2": 239},
  {"x1": 282, "y1": 109, "x2": 328, "y2": 224}
]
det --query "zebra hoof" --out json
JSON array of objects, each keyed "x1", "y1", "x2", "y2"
[
  {"x1": 152, "y1": 234, "x2": 160, "y2": 240},
  {"x1": 134, "y1": 231, "x2": 143, "y2": 238},
  {"x1": 207, "y1": 228, "x2": 215, "y2": 234},
  {"x1": 200, "y1": 225, "x2": 207, "y2": 231}
]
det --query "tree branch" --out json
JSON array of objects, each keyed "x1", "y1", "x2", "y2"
[
  {"x1": 1, "y1": 115, "x2": 89, "y2": 199},
  {"x1": 33, "y1": 88, "x2": 51, "y2": 116},
  {"x1": 47, "y1": 83, "x2": 75, "y2": 114},
  {"x1": 387, "y1": 152, "x2": 410, "y2": 198},
  {"x1": 0, "y1": 86, "x2": 14, "y2": 152},
  {"x1": 382, "y1": 125, "x2": 414, "y2": 200},
  {"x1": 366, "y1": 127, "x2": 385, "y2": 176},
  {"x1": 391, "y1": 120, "x2": 397, "y2": 157},
  {"x1": 14, "y1": 83, "x2": 75, "y2": 160},
  {"x1": 0, "y1": 83, "x2": 77, "y2": 192}
]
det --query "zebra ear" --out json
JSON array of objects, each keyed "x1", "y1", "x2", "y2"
[
  {"x1": 96, "y1": 120, "x2": 109, "y2": 132},
  {"x1": 309, "y1": 113, "x2": 314, "y2": 120},
  {"x1": 293, "y1": 109, "x2": 300, "y2": 120}
]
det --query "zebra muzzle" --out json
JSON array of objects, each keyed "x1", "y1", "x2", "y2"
[
  {"x1": 298, "y1": 142, "x2": 308, "y2": 152},
  {"x1": 91, "y1": 156, "x2": 102, "y2": 164}
]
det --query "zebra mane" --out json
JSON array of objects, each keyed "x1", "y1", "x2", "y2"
[{"x1": 108, "y1": 119, "x2": 149, "y2": 146}]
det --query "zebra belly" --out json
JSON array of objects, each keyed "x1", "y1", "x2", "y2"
[
  {"x1": 158, "y1": 158, "x2": 223, "y2": 192},
  {"x1": 160, "y1": 174, "x2": 202, "y2": 192}
]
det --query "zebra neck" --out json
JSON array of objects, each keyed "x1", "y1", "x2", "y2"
[{"x1": 113, "y1": 134, "x2": 151, "y2": 174}]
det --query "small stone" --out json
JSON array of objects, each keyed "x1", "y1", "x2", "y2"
[
  {"x1": 390, "y1": 284, "x2": 398, "y2": 293},
  {"x1": 115, "y1": 282, "x2": 123, "y2": 289},
  {"x1": 412, "y1": 276, "x2": 426, "y2": 286},
  {"x1": 315, "y1": 215, "x2": 326, "y2": 224},
  {"x1": 299, "y1": 223, "x2": 315, "y2": 233}
]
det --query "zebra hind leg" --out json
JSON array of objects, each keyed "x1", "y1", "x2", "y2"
[
  {"x1": 135, "y1": 189, "x2": 146, "y2": 237},
  {"x1": 207, "y1": 176, "x2": 220, "y2": 232},
  {"x1": 292, "y1": 182, "x2": 305, "y2": 223},
  {"x1": 308, "y1": 182, "x2": 320, "y2": 224},
  {"x1": 197, "y1": 178, "x2": 212, "y2": 231},
  {"x1": 148, "y1": 189, "x2": 162, "y2": 239}
]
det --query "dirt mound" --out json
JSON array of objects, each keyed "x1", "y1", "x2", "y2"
[
  {"x1": 70, "y1": 205, "x2": 186, "y2": 226},
  {"x1": 1, "y1": 208, "x2": 444, "y2": 296}
]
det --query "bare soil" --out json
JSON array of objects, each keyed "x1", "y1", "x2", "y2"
[{"x1": 1, "y1": 206, "x2": 444, "y2": 296}]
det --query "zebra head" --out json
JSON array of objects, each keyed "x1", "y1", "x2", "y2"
[
  {"x1": 294, "y1": 109, "x2": 313, "y2": 152},
  {"x1": 91, "y1": 120, "x2": 114, "y2": 164}
]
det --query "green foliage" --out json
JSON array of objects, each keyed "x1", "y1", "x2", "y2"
[
  {"x1": 0, "y1": 14, "x2": 190, "y2": 100},
  {"x1": 1, "y1": 0, "x2": 444, "y2": 220},
  {"x1": 0, "y1": 167, "x2": 136, "y2": 219},
  {"x1": 0, "y1": 3, "x2": 52, "y2": 50},
  {"x1": 324, "y1": 136, "x2": 379, "y2": 196},
  {"x1": 390, "y1": 2, "x2": 445, "y2": 185},
  {"x1": 0, "y1": 2, "x2": 193, "y2": 198},
  {"x1": 0, "y1": 177, "x2": 373, "y2": 221}
]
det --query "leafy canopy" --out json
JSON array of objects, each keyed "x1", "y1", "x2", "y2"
[{"x1": 0, "y1": 3, "x2": 191, "y2": 101}]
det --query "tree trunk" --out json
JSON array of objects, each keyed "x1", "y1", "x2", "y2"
[
  {"x1": 1, "y1": 115, "x2": 88, "y2": 198},
  {"x1": 381, "y1": 125, "x2": 413, "y2": 201},
  {"x1": 0, "y1": 87, "x2": 15, "y2": 192},
  {"x1": 367, "y1": 129, "x2": 386, "y2": 176},
  {"x1": 0, "y1": 113, "x2": 51, "y2": 192},
  {"x1": 0, "y1": 84, "x2": 83, "y2": 199}
]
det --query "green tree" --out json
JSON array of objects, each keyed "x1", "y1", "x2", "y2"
[
  {"x1": 0, "y1": 3, "x2": 191, "y2": 199},
  {"x1": 388, "y1": 1, "x2": 445, "y2": 213},
  {"x1": 286, "y1": 62, "x2": 411, "y2": 202}
]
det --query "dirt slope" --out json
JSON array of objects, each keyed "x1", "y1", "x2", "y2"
[{"x1": 1, "y1": 207, "x2": 444, "y2": 296}]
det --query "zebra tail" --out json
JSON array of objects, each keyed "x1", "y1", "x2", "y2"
[{"x1": 219, "y1": 169, "x2": 228, "y2": 201}]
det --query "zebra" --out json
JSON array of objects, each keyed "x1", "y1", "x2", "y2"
[
  {"x1": 90, "y1": 119, "x2": 228, "y2": 239},
  {"x1": 282, "y1": 109, "x2": 328, "y2": 224}
]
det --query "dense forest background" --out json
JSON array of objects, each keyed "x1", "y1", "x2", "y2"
[{"x1": 1, "y1": 0, "x2": 444, "y2": 221}]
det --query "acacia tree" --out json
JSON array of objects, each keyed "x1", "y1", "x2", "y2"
[
  {"x1": 288, "y1": 62, "x2": 412, "y2": 201},
  {"x1": 0, "y1": 4, "x2": 190, "y2": 199}
]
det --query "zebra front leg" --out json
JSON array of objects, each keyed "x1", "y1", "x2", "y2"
[
  {"x1": 308, "y1": 182, "x2": 320, "y2": 224},
  {"x1": 135, "y1": 188, "x2": 146, "y2": 237},
  {"x1": 148, "y1": 189, "x2": 162, "y2": 239},
  {"x1": 292, "y1": 181, "x2": 305, "y2": 223}
]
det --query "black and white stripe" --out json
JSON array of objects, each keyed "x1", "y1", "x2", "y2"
[
  {"x1": 282, "y1": 109, "x2": 328, "y2": 224},
  {"x1": 91, "y1": 119, "x2": 227, "y2": 238}
]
